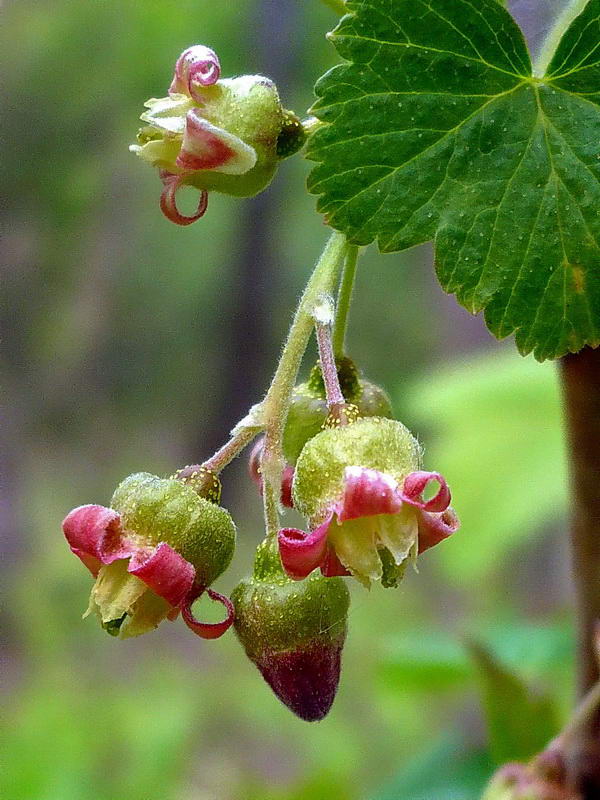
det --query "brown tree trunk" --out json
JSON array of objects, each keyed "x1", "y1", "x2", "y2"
[{"x1": 560, "y1": 347, "x2": 600, "y2": 796}]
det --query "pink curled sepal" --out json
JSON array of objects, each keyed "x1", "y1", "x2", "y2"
[
  {"x1": 169, "y1": 45, "x2": 221, "y2": 102},
  {"x1": 159, "y1": 172, "x2": 208, "y2": 226},
  {"x1": 279, "y1": 467, "x2": 459, "y2": 587},
  {"x1": 181, "y1": 584, "x2": 235, "y2": 640}
]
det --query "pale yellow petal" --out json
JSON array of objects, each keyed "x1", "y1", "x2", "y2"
[
  {"x1": 375, "y1": 507, "x2": 418, "y2": 566},
  {"x1": 120, "y1": 591, "x2": 172, "y2": 639},
  {"x1": 328, "y1": 517, "x2": 382, "y2": 582},
  {"x1": 87, "y1": 559, "x2": 147, "y2": 623}
]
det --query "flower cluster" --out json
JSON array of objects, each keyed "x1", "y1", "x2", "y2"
[{"x1": 61, "y1": 45, "x2": 461, "y2": 724}]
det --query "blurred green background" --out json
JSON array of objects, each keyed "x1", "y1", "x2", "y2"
[{"x1": 2, "y1": 1, "x2": 575, "y2": 798}]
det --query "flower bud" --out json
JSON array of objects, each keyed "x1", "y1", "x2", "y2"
[
  {"x1": 282, "y1": 356, "x2": 393, "y2": 464},
  {"x1": 232, "y1": 540, "x2": 350, "y2": 721},
  {"x1": 62, "y1": 472, "x2": 236, "y2": 639},
  {"x1": 279, "y1": 417, "x2": 458, "y2": 587},
  {"x1": 130, "y1": 44, "x2": 305, "y2": 224}
]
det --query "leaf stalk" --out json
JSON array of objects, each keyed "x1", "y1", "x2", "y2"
[{"x1": 333, "y1": 245, "x2": 359, "y2": 358}]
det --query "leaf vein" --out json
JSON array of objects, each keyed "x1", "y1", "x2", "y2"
[{"x1": 331, "y1": 33, "x2": 523, "y2": 79}]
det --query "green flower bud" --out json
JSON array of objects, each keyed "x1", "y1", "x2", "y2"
[{"x1": 282, "y1": 357, "x2": 393, "y2": 464}]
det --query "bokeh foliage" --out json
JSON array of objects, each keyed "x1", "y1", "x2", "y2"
[{"x1": 2, "y1": 1, "x2": 574, "y2": 798}]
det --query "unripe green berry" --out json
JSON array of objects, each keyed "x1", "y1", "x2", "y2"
[{"x1": 232, "y1": 540, "x2": 350, "y2": 721}]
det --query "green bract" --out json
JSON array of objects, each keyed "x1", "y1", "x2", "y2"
[
  {"x1": 293, "y1": 417, "x2": 422, "y2": 521},
  {"x1": 111, "y1": 472, "x2": 236, "y2": 587},
  {"x1": 307, "y1": 0, "x2": 600, "y2": 360}
]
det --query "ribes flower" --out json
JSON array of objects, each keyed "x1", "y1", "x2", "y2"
[
  {"x1": 62, "y1": 471, "x2": 236, "y2": 639},
  {"x1": 232, "y1": 540, "x2": 350, "y2": 721},
  {"x1": 278, "y1": 417, "x2": 459, "y2": 587},
  {"x1": 130, "y1": 45, "x2": 305, "y2": 224}
]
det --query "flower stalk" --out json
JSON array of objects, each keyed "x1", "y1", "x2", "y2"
[
  {"x1": 314, "y1": 296, "x2": 345, "y2": 408},
  {"x1": 201, "y1": 425, "x2": 261, "y2": 474},
  {"x1": 260, "y1": 232, "x2": 348, "y2": 536}
]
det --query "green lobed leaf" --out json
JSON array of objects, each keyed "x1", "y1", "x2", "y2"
[{"x1": 307, "y1": 0, "x2": 600, "y2": 360}]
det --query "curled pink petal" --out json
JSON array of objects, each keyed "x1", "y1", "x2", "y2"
[
  {"x1": 278, "y1": 517, "x2": 332, "y2": 580},
  {"x1": 62, "y1": 504, "x2": 131, "y2": 576},
  {"x1": 169, "y1": 45, "x2": 221, "y2": 102},
  {"x1": 159, "y1": 174, "x2": 208, "y2": 226},
  {"x1": 181, "y1": 585, "x2": 235, "y2": 639},
  {"x1": 128, "y1": 542, "x2": 195, "y2": 607},
  {"x1": 401, "y1": 471, "x2": 451, "y2": 513},
  {"x1": 417, "y1": 506, "x2": 459, "y2": 554},
  {"x1": 337, "y1": 466, "x2": 403, "y2": 522}
]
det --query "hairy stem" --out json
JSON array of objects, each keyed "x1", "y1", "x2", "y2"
[
  {"x1": 261, "y1": 232, "x2": 348, "y2": 536},
  {"x1": 201, "y1": 425, "x2": 261, "y2": 473},
  {"x1": 333, "y1": 245, "x2": 359, "y2": 357},
  {"x1": 315, "y1": 303, "x2": 345, "y2": 407},
  {"x1": 533, "y1": 0, "x2": 589, "y2": 77},
  {"x1": 560, "y1": 347, "x2": 600, "y2": 796}
]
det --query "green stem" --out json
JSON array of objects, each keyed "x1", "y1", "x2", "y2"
[
  {"x1": 533, "y1": 0, "x2": 589, "y2": 77},
  {"x1": 260, "y1": 232, "x2": 348, "y2": 537},
  {"x1": 333, "y1": 245, "x2": 359, "y2": 357},
  {"x1": 201, "y1": 425, "x2": 261, "y2": 474}
]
